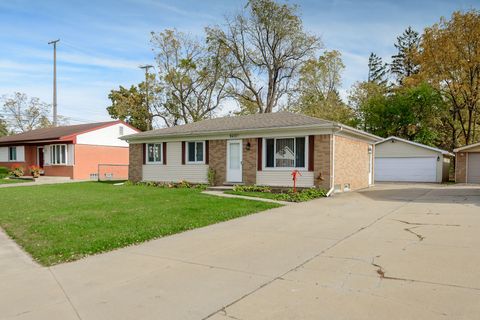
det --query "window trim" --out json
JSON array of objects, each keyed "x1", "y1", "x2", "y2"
[
  {"x1": 49, "y1": 144, "x2": 68, "y2": 165},
  {"x1": 8, "y1": 146, "x2": 17, "y2": 162},
  {"x1": 186, "y1": 140, "x2": 206, "y2": 164},
  {"x1": 262, "y1": 136, "x2": 308, "y2": 171},
  {"x1": 145, "y1": 143, "x2": 163, "y2": 164}
]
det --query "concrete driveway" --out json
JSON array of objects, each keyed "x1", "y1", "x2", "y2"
[{"x1": 1, "y1": 184, "x2": 479, "y2": 319}]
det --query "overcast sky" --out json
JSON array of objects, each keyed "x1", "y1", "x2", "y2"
[{"x1": 0, "y1": 0, "x2": 478, "y2": 124}]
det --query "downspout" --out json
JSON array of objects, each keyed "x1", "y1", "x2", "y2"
[{"x1": 326, "y1": 125, "x2": 343, "y2": 197}]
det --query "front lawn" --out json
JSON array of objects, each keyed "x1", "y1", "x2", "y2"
[{"x1": 0, "y1": 182, "x2": 279, "y2": 266}]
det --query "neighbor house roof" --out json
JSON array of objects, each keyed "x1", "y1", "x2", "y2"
[
  {"x1": 122, "y1": 112, "x2": 381, "y2": 142},
  {"x1": 453, "y1": 142, "x2": 480, "y2": 152},
  {"x1": 0, "y1": 120, "x2": 124, "y2": 145},
  {"x1": 376, "y1": 136, "x2": 454, "y2": 156}
]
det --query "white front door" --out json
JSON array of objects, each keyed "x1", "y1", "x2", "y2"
[{"x1": 226, "y1": 140, "x2": 242, "y2": 183}]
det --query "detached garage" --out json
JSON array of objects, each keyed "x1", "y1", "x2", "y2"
[
  {"x1": 454, "y1": 142, "x2": 480, "y2": 184},
  {"x1": 375, "y1": 136, "x2": 453, "y2": 183}
]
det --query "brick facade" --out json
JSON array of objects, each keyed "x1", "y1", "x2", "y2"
[
  {"x1": 455, "y1": 152, "x2": 467, "y2": 183},
  {"x1": 208, "y1": 139, "x2": 227, "y2": 185},
  {"x1": 128, "y1": 143, "x2": 143, "y2": 182},
  {"x1": 313, "y1": 135, "x2": 333, "y2": 189},
  {"x1": 334, "y1": 135, "x2": 371, "y2": 191},
  {"x1": 242, "y1": 138, "x2": 257, "y2": 185}
]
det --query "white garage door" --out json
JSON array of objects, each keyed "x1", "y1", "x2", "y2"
[
  {"x1": 375, "y1": 157, "x2": 437, "y2": 182},
  {"x1": 467, "y1": 153, "x2": 480, "y2": 184}
]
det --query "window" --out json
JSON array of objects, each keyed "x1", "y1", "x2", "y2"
[
  {"x1": 8, "y1": 147, "x2": 17, "y2": 161},
  {"x1": 146, "y1": 143, "x2": 162, "y2": 163},
  {"x1": 264, "y1": 137, "x2": 306, "y2": 169},
  {"x1": 187, "y1": 141, "x2": 205, "y2": 163},
  {"x1": 119, "y1": 126, "x2": 124, "y2": 136},
  {"x1": 50, "y1": 145, "x2": 67, "y2": 165}
]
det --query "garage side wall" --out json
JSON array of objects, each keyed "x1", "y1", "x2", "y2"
[
  {"x1": 455, "y1": 152, "x2": 467, "y2": 183},
  {"x1": 334, "y1": 135, "x2": 371, "y2": 191}
]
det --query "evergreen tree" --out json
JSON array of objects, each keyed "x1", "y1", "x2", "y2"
[
  {"x1": 391, "y1": 26, "x2": 420, "y2": 84},
  {"x1": 367, "y1": 53, "x2": 388, "y2": 85}
]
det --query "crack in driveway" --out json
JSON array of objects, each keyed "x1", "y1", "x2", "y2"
[{"x1": 203, "y1": 189, "x2": 435, "y2": 319}]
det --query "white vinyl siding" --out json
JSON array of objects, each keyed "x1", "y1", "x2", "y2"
[
  {"x1": 375, "y1": 157, "x2": 438, "y2": 182},
  {"x1": 256, "y1": 171, "x2": 314, "y2": 187},
  {"x1": 142, "y1": 141, "x2": 208, "y2": 183},
  {"x1": 467, "y1": 153, "x2": 480, "y2": 184},
  {"x1": 75, "y1": 123, "x2": 137, "y2": 147}
]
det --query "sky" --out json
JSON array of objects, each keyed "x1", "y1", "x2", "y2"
[{"x1": 0, "y1": 0, "x2": 478, "y2": 125}]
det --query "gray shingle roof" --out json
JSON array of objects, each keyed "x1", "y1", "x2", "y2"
[
  {"x1": 0, "y1": 121, "x2": 119, "y2": 145},
  {"x1": 123, "y1": 112, "x2": 333, "y2": 140}
]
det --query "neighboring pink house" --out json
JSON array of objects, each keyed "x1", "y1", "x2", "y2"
[{"x1": 0, "y1": 121, "x2": 140, "y2": 180}]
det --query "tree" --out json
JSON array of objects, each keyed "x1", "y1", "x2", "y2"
[
  {"x1": 348, "y1": 81, "x2": 388, "y2": 131},
  {"x1": 107, "y1": 82, "x2": 153, "y2": 131},
  {"x1": 206, "y1": 0, "x2": 321, "y2": 114},
  {"x1": 391, "y1": 26, "x2": 420, "y2": 84},
  {"x1": 412, "y1": 10, "x2": 480, "y2": 148},
  {"x1": 1, "y1": 92, "x2": 54, "y2": 133},
  {"x1": 108, "y1": 30, "x2": 229, "y2": 129},
  {"x1": 350, "y1": 83, "x2": 447, "y2": 146},
  {"x1": 291, "y1": 50, "x2": 355, "y2": 124},
  {"x1": 0, "y1": 117, "x2": 7, "y2": 136},
  {"x1": 151, "y1": 29, "x2": 229, "y2": 124},
  {"x1": 367, "y1": 53, "x2": 388, "y2": 85}
]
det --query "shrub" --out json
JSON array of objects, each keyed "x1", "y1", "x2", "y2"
[
  {"x1": 233, "y1": 185, "x2": 272, "y2": 193},
  {"x1": 9, "y1": 165, "x2": 24, "y2": 177},
  {"x1": 0, "y1": 166, "x2": 9, "y2": 179},
  {"x1": 126, "y1": 180, "x2": 206, "y2": 189},
  {"x1": 207, "y1": 167, "x2": 216, "y2": 186},
  {"x1": 29, "y1": 165, "x2": 41, "y2": 178},
  {"x1": 277, "y1": 188, "x2": 327, "y2": 202}
]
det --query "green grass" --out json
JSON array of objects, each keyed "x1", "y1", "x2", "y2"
[
  {"x1": 0, "y1": 178, "x2": 28, "y2": 185},
  {"x1": 0, "y1": 182, "x2": 279, "y2": 266}
]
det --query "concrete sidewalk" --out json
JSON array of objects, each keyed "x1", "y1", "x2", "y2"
[
  {"x1": 1, "y1": 184, "x2": 479, "y2": 319},
  {"x1": 0, "y1": 176, "x2": 76, "y2": 188}
]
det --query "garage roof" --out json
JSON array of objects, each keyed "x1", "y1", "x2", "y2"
[
  {"x1": 376, "y1": 136, "x2": 454, "y2": 156},
  {"x1": 454, "y1": 142, "x2": 480, "y2": 152}
]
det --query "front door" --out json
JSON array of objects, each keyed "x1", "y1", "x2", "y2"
[
  {"x1": 37, "y1": 147, "x2": 44, "y2": 168},
  {"x1": 226, "y1": 140, "x2": 242, "y2": 183}
]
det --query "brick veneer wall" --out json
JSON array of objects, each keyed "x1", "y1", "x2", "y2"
[
  {"x1": 208, "y1": 139, "x2": 227, "y2": 185},
  {"x1": 129, "y1": 143, "x2": 143, "y2": 182},
  {"x1": 334, "y1": 135, "x2": 371, "y2": 191},
  {"x1": 314, "y1": 135, "x2": 333, "y2": 189},
  {"x1": 242, "y1": 138, "x2": 257, "y2": 185},
  {"x1": 455, "y1": 152, "x2": 467, "y2": 183}
]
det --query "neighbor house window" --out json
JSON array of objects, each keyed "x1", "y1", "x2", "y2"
[
  {"x1": 187, "y1": 141, "x2": 204, "y2": 163},
  {"x1": 146, "y1": 143, "x2": 162, "y2": 163},
  {"x1": 265, "y1": 137, "x2": 306, "y2": 169},
  {"x1": 8, "y1": 147, "x2": 17, "y2": 161},
  {"x1": 50, "y1": 145, "x2": 67, "y2": 165},
  {"x1": 119, "y1": 126, "x2": 124, "y2": 136}
]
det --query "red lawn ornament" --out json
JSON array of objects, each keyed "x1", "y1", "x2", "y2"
[{"x1": 291, "y1": 170, "x2": 302, "y2": 193}]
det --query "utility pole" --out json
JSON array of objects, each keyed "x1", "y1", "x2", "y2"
[
  {"x1": 139, "y1": 64, "x2": 153, "y2": 130},
  {"x1": 48, "y1": 39, "x2": 60, "y2": 126}
]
